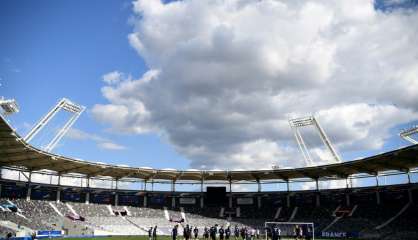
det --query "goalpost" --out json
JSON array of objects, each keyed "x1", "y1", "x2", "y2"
[{"x1": 264, "y1": 222, "x2": 315, "y2": 240}]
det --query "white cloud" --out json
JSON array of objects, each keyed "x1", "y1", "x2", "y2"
[
  {"x1": 66, "y1": 128, "x2": 127, "y2": 151},
  {"x1": 66, "y1": 128, "x2": 106, "y2": 142},
  {"x1": 102, "y1": 71, "x2": 124, "y2": 85},
  {"x1": 93, "y1": 0, "x2": 418, "y2": 170},
  {"x1": 97, "y1": 141, "x2": 127, "y2": 150}
]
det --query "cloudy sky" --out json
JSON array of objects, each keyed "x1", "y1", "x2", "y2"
[{"x1": 1, "y1": 0, "x2": 418, "y2": 171}]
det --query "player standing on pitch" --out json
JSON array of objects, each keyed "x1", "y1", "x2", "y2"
[
  {"x1": 172, "y1": 225, "x2": 179, "y2": 240},
  {"x1": 219, "y1": 226, "x2": 225, "y2": 240},
  {"x1": 225, "y1": 226, "x2": 231, "y2": 240},
  {"x1": 149, "y1": 227, "x2": 153, "y2": 240},
  {"x1": 234, "y1": 226, "x2": 239, "y2": 240},
  {"x1": 204, "y1": 227, "x2": 209, "y2": 240},
  {"x1": 194, "y1": 226, "x2": 199, "y2": 239},
  {"x1": 293, "y1": 225, "x2": 302, "y2": 240},
  {"x1": 153, "y1": 225, "x2": 158, "y2": 240}
]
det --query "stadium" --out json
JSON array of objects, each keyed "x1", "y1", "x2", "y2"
[
  {"x1": 2, "y1": 0, "x2": 418, "y2": 240},
  {"x1": 0, "y1": 98, "x2": 417, "y2": 240}
]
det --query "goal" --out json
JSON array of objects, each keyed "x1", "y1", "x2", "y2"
[{"x1": 264, "y1": 222, "x2": 315, "y2": 240}]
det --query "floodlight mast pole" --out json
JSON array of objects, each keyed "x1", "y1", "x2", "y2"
[
  {"x1": 292, "y1": 127, "x2": 314, "y2": 166},
  {"x1": 44, "y1": 104, "x2": 85, "y2": 152},
  {"x1": 289, "y1": 116, "x2": 342, "y2": 166},
  {"x1": 312, "y1": 117, "x2": 342, "y2": 163},
  {"x1": 289, "y1": 117, "x2": 315, "y2": 166},
  {"x1": 24, "y1": 98, "x2": 66, "y2": 143},
  {"x1": 24, "y1": 98, "x2": 85, "y2": 152}
]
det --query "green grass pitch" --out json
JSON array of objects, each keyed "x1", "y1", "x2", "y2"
[{"x1": 63, "y1": 236, "x2": 358, "y2": 240}]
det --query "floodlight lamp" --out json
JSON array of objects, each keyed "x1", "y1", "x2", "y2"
[
  {"x1": 0, "y1": 98, "x2": 19, "y2": 115},
  {"x1": 400, "y1": 126, "x2": 418, "y2": 144},
  {"x1": 62, "y1": 100, "x2": 84, "y2": 113},
  {"x1": 289, "y1": 116, "x2": 314, "y2": 127}
]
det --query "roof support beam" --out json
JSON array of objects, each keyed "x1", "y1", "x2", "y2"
[
  {"x1": 85, "y1": 167, "x2": 115, "y2": 177},
  {"x1": 324, "y1": 168, "x2": 349, "y2": 179},
  {"x1": 136, "y1": 171, "x2": 153, "y2": 179},
  {"x1": 257, "y1": 179, "x2": 261, "y2": 192},
  {"x1": 30, "y1": 162, "x2": 62, "y2": 171},
  {"x1": 350, "y1": 166, "x2": 378, "y2": 176},
  {"x1": 298, "y1": 170, "x2": 318, "y2": 180},
  {"x1": 118, "y1": 171, "x2": 140, "y2": 179},
  {"x1": 272, "y1": 172, "x2": 288, "y2": 181},
  {"x1": 0, "y1": 151, "x2": 35, "y2": 159},
  {"x1": 118, "y1": 169, "x2": 152, "y2": 179},
  {"x1": 0, "y1": 147, "x2": 29, "y2": 154},
  {"x1": 58, "y1": 165, "x2": 89, "y2": 175},
  {"x1": 20, "y1": 171, "x2": 30, "y2": 181},
  {"x1": 0, "y1": 156, "x2": 48, "y2": 166},
  {"x1": 407, "y1": 171, "x2": 411, "y2": 184},
  {"x1": 376, "y1": 161, "x2": 409, "y2": 173},
  {"x1": 175, "y1": 171, "x2": 184, "y2": 181},
  {"x1": 0, "y1": 137, "x2": 20, "y2": 142},
  {"x1": 0, "y1": 141, "x2": 23, "y2": 148},
  {"x1": 250, "y1": 173, "x2": 260, "y2": 182},
  {"x1": 145, "y1": 171, "x2": 159, "y2": 181},
  {"x1": 286, "y1": 180, "x2": 290, "y2": 192}
]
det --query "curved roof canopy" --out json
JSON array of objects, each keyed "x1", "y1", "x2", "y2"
[{"x1": 0, "y1": 116, "x2": 417, "y2": 182}]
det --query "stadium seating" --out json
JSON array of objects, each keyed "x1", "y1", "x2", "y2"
[
  {"x1": 0, "y1": 182, "x2": 417, "y2": 239},
  {"x1": 71, "y1": 202, "x2": 111, "y2": 217}
]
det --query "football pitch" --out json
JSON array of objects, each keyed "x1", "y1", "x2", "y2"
[{"x1": 63, "y1": 236, "x2": 356, "y2": 240}]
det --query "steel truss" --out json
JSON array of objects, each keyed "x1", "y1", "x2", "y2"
[
  {"x1": 24, "y1": 98, "x2": 85, "y2": 152},
  {"x1": 289, "y1": 116, "x2": 342, "y2": 166}
]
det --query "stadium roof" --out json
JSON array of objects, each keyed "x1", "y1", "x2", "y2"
[{"x1": 0, "y1": 115, "x2": 417, "y2": 182}]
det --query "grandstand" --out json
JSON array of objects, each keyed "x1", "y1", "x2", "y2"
[{"x1": 0, "y1": 113, "x2": 418, "y2": 240}]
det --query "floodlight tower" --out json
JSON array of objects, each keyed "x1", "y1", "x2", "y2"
[
  {"x1": 400, "y1": 126, "x2": 418, "y2": 144},
  {"x1": 0, "y1": 97, "x2": 19, "y2": 116},
  {"x1": 24, "y1": 98, "x2": 85, "y2": 152},
  {"x1": 289, "y1": 116, "x2": 342, "y2": 166}
]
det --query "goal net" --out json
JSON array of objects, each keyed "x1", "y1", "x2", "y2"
[{"x1": 265, "y1": 222, "x2": 315, "y2": 240}]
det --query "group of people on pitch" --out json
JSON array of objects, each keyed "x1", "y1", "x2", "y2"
[
  {"x1": 168, "y1": 224, "x2": 313, "y2": 240},
  {"x1": 171, "y1": 224, "x2": 262, "y2": 240},
  {"x1": 148, "y1": 225, "x2": 158, "y2": 240},
  {"x1": 267, "y1": 225, "x2": 313, "y2": 240}
]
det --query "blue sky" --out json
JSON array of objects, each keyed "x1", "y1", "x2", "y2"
[
  {"x1": 1, "y1": 0, "x2": 418, "y2": 172},
  {"x1": 0, "y1": 0, "x2": 191, "y2": 169}
]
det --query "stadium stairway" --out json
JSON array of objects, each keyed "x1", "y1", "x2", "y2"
[
  {"x1": 288, "y1": 207, "x2": 298, "y2": 222},
  {"x1": 49, "y1": 202, "x2": 63, "y2": 216},
  {"x1": 375, "y1": 202, "x2": 411, "y2": 230},
  {"x1": 322, "y1": 216, "x2": 342, "y2": 232},
  {"x1": 273, "y1": 207, "x2": 282, "y2": 220}
]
